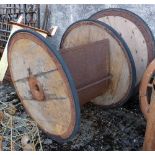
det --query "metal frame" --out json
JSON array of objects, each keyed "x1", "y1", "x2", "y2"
[{"x1": 0, "y1": 4, "x2": 40, "y2": 51}]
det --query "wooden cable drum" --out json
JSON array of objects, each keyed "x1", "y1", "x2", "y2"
[
  {"x1": 7, "y1": 29, "x2": 81, "y2": 143},
  {"x1": 7, "y1": 21, "x2": 136, "y2": 142},
  {"x1": 60, "y1": 19, "x2": 136, "y2": 107},
  {"x1": 90, "y1": 8, "x2": 155, "y2": 86},
  {"x1": 8, "y1": 28, "x2": 113, "y2": 142}
]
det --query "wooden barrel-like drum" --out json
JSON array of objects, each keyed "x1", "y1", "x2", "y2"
[{"x1": 90, "y1": 8, "x2": 155, "y2": 86}]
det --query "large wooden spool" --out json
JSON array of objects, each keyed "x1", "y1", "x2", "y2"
[
  {"x1": 7, "y1": 9, "x2": 155, "y2": 143},
  {"x1": 60, "y1": 19, "x2": 136, "y2": 107},
  {"x1": 8, "y1": 19, "x2": 137, "y2": 141},
  {"x1": 8, "y1": 28, "x2": 113, "y2": 142},
  {"x1": 90, "y1": 8, "x2": 155, "y2": 86}
]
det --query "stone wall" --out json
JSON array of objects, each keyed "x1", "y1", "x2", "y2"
[
  {"x1": 40, "y1": 4, "x2": 155, "y2": 49},
  {"x1": 0, "y1": 4, "x2": 154, "y2": 49}
]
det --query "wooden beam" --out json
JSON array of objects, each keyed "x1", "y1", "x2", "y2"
[
  {"x1": 0, "y1": 15, "x2": 57, "y2": 82},
  {"x1": 0, "y1": 15, "x2": 24, "y2": 82}
]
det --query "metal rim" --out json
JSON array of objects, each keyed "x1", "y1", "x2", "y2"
[
  {"x1": 8, "y1": 29, "x2": 81, "y2": 143},
  {"x1": 60, "y1": 19, "x2": 136, "y2": 108}
]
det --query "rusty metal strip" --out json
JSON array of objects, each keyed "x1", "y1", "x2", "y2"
[{"x1": 61, "y1": 39, "x2": 110, "y2": 105}]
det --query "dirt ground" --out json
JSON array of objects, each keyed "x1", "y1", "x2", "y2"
[{"x1": 0, "y1": 82, "x2": 146, "y2": 151}]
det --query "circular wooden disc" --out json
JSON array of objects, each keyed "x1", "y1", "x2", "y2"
[
  {"x1": 139, "y1": 59, "x2": 155, "y2": 119},
  {"x1": 90, "y1": 8, "x2": 155, "y2": 86},
  {"x1": 8, "y1": 29, "x2": 80, "y2": 142},
  {"x1": 60, "y1": 20, "x2": 136, "y2": 107}
]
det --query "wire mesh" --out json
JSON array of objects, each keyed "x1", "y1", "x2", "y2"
[
  {"x1": 0, "y1": 101, "x2": 43, "y2": 151},
  {"x1": 0, "y1": 4, "x2": 40, "y2": 49}
]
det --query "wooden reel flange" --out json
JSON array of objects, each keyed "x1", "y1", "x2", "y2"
[
  {"x1": 8, "y1": 29, "x2": 81, "y2": 143},
  {"x1": 90, "y1": 8, "x2": 155, "y2": 87},
  {"x1": 140, "y1": 60, "x2": 155, "y2": 150},
  {"x1": 60, "y1": 19, "x2": 136, "y2": 108}
]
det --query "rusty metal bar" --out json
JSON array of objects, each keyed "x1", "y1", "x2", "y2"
[
  {"x1": 61, "y1": 39, "x2": 110, "y2": 105},
  {"x1": 78, "y1": 75, "x2": 111, "y2": 105},
  {"x1": 9, "y1": 21, "x2": 51, "y2": 36}
]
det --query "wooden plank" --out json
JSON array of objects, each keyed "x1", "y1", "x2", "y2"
[
  {"x1": 0, "y1": 15, "x2": 24, "y2": 82},
  {"x1": 9, "y1": 21, "x2": 51, "y2": 36}
]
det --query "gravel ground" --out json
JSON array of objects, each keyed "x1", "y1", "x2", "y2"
[{"x1": 0, "y1": 82, "x2": 146, "y2": 151}]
